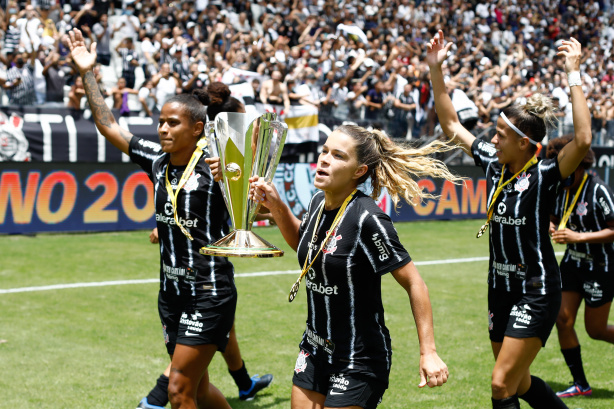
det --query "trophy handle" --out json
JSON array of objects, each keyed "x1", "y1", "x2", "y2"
[{"x1": 204, "y1": 121, "x2": 232, "y2": 216}]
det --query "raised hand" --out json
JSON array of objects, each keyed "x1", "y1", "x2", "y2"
[
  {"x1": 556, "y1": 37, "x2": 582, "y2": 74},
  {"x1": 64, "y1": 28, "x2": 97, "y2": 75},
  {"x1": 426, "y1": 30, "x2": 454, "y2": 68}
]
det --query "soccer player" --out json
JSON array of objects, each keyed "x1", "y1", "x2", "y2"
[
  {"x1": 546, "y1": 137, "x2": 614, "y2": 398},
  {"x1": 427, "y1": 30, "x2": 591, "y2": 409},
  {"x1": 250, "y1": 124, "x2": 459, "y2": 408},
  {"x1": 136, "y1": 83, "x2": 273, "y2": 409},
  {"x1": 65, "y1": 29, "x2": 270, "y2": 409}
]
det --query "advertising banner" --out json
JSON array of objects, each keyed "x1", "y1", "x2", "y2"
[
  {"x1": 0, "y1": 163, "x2": 155, "y2": 234},
  {"x1": 1, "y1": 163, "x2": 610, "y2": 235}
]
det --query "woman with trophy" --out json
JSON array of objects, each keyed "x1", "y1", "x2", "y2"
[
  {"x1": 426, "y1": 30, "x2": 591, "y2": 409},
  {"x1": 250, "y1": 124, "x2": 459, "y2": 408},
  {"x1": 65, "y1": 29, "x2": 271, "y2": 409}
]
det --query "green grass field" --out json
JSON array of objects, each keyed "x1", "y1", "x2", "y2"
[{"x1": 1, "y1": 220, "x2": 613, "y2": 408}]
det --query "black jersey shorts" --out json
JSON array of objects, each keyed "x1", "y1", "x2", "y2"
[
  {"x1": 158, "y1": 288, "x2": 237, "y2": 355},
  {"x1": 488, "y1": 288, "x2": 561, "y2": 347},
  {"x1": 292, "y1": 349, "x2": 387, "y2": 409},
  {"x1": 561, "y1": 261, "x2": 614, "y2": 308}
]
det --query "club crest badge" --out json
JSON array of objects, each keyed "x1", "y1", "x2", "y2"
[
  {"x1": 183, "y1": 172, "x2": 201, "y2": 192},
  {"x1": 0, "y1": 112, "x2": 31, "y2": 162},
  {"x1": 514, "y1": 172, "x2": 531, "y2": 192},
  {"x1": 322, "y1": 228, "x2": 341, "y2": 254},
  {"x1": 295, "y1": 350, "x2": 309, "y2": 374},
  {"x1": 576, "y1": 201, "x2": 588, "y2": 216}
]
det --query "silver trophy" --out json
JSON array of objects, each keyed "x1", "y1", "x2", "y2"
[{"x1": 200, "y1": 112, "x2": 288, "y2": 258}]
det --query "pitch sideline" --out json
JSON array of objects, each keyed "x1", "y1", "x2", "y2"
[{"x1": 0, "y1": 254, "x2": 564, "y2": 295}]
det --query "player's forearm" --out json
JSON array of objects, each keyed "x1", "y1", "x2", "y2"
[
  {"x1": 83, "y1": 70, "x2": 116, "y2": 130},
  {"x1": 574, "y1": 228, "x2": 614, "y2": 244},
  {"x1": 408, "y1": 276, "x2": 438, "y2": 355}
]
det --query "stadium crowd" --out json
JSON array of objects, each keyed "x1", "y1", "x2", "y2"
[{"x1": 1, "y1": 0, "x2": 614, "y2": 143}]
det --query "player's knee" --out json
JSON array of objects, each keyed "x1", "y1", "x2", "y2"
[
  {"x1": 491, "y1": 378, "x2": 509, "y2": 399},
  {"x1": 555, "y1": 313, "x2": 574, "y2": 331},
  {"x1": 586, "y1": 323, "x2": 606, "y2": 340},
  {"x1": 167, "y1": 377, "x2": 188, "y2": 406}
]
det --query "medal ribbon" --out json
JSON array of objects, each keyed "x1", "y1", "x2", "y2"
[
  {"x1": 557, "y1": 173, "x2": 588, "y2": 231},
  {"x1": 164, "y1": 137, "x2": 208, "y2": 240},
  {"x1": 288, "y1": 189, "x2": 357, "y2": 302},
  {"x1": 476, "y1": 155, "x2": 538, "y2": 238}
]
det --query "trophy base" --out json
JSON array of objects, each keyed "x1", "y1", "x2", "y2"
[{"x1": 200, "y1": 230, "x2": 284, "y2": 258}]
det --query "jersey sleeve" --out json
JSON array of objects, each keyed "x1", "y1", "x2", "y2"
[
  {"x1": 471, "y1": 138, "x2": 498, "y2": 172},
  {"x1": 595, "y1": 182, "x2": 614, "y2": 223},
  {"x1": 129, "y1": 136, "x2": 162, "y2": 181},
  {"x1": 359, "y1": 212, "x2": 411, "y2": 276}
]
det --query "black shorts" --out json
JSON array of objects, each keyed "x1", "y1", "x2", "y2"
[
  {"x1": 488, "y1": 288, "x2": 561, "y2": 347},
  {"x1": 561, "y1": 261, "x2": 614, "y2": 308},
  {"x1": 158, "y1": 288, "x2": 237, "y2": 355},
  {"x1": 292, "y1": 349, "x2": 387, "y2": 409}
]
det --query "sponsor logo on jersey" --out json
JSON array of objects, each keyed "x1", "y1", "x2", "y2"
[
  {"x1": 584, "y1": 281, "x2": 603, "y2": 301},
  {"x1": 372, "y1": 232, "x2": 391, "y2": 261},
  {"x1": 576, "y1": 201, "x2": 588, "y2": 216},
  {"x1": 305, "y1": 275, "x2": 339, "y2": 296},
  {"x1": 497, "y1": 202, "x2": 507, "y2": 215},
  {"x1": 510, "y1": 304, "x2": 532, "y2": 328},
  {"x1": 138, "y1": 138, "x2": 162, "y2": 152},
  {"x1": 323, "y1": 228, "x2": 341, "y2": 254},
  {"x1": 294, "y1": 350, "x2": 309, "y2": 373},
  {"x1": 479, "y1": 141, "x2": 497, "y2": 156},
  {"x1": 183, "y1": 172, "x2": 201, "y2": 192},
  {"x1": 305, "y1": 327, "x2": 335, "y2": 354},
  {"x1": 514, "y1": 172, "x2": 531, "y2": 192},
  {"x1": 164, "y1": 201, "x2": 174, "y2": 216},
  {"x1": 156, "y1": 213, "x2": 199, "y2": 228},
  {"x1": 599, "y1": 197, "x2": 611, "y2": 216},
  {"x1": 329, "y1": 373, "x2": 350, "y2": 392},
  {"x1": 492, "y1": 214, "x2": 527, "y2": 226},
  {"x1": 162, "y1": 263, "x2": 196, "y2": 282},
  {"x1": 568, "y1": 249, "x2": 593, "y2": 262},
  {"x1": 180, "y1": 311, "x2": 204, "y2": 334},
  {"x1": 493, "y1": 262, "x2": 527, "y2": 280}
]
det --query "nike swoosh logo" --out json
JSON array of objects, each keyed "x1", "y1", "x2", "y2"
[
  {"x1": 185, "y1": 331, "x2": 199, "y2": 336},
  {"x1": 329, "y1": 391, "x2": 344, "y2": 395},
  {"x1": 513, "y1": 323, "x2": 527, "y2": 329}
]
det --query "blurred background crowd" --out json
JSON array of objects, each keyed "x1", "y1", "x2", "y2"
[{"x1": 1, "y1": 0, "x2": 614, "y2": 144}]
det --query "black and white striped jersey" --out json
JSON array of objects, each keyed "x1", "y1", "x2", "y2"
[
  {"x1": 296, "y1": 191, "x2": 411, "y2": 381},
  {"x1": 129, "y1": 136, "x2": 234, "y2": 297},
  {"x1": 472, "y1": 139, "x2": 562, "y2": 295},
  {"x1": 553, "y1": 173, "x2": 614, "y2": 271}
]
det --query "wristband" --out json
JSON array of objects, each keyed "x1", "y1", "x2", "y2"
[{"x1": 567, "y1": 71, "x2": 582, "y2": 87}]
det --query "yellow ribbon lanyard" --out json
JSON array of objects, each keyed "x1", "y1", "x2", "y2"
[
  {"x1": 557, "y1": 173, "x2": 588, "y2": 231},
  {"x1": 288, "y1": 189, "x2": 358, "y2": 302},
  {"x1": 164, "y1": 138, "x2": 208, "y2": 241},
  {"x1": 477, "y1": 156, "x2": 538, "y2": 238}
]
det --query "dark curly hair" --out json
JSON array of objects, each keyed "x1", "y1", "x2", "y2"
[{"x1": 193, "y1": 82, "x2": 244, "y2": 120}]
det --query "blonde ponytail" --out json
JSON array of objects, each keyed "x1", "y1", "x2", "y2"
[{"x1": 338, "y1": 125, "x2": 464, "y2": 210}]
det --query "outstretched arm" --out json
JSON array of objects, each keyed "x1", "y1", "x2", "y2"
[
  {"x1": 65, "y1": 28, "x2": 133, "y2": 155},
  {"x1": 556, "y1": 37, "x2": 592, "y2": 179},
  {"x1": 426, "y1": 30, "x2": 476, "y2": 155},
  {"x1": 392, "y1": 262, "x2": 449, "y2": 388}
]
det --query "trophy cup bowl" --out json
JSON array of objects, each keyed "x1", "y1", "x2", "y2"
[{"x1": 199, "y1": 112, "x2": 288, "y2": 258}]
